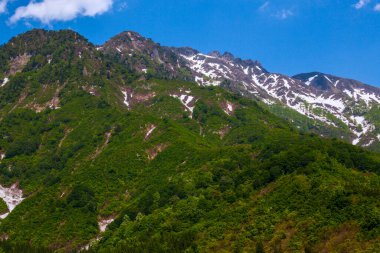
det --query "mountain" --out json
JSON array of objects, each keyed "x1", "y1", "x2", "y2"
[
  {"x1": 102, "y1": 31, "x2": 380, "y2": 151},
  {"x1": 101, "y1": 31, "x2": 193, "y2": 81},
  {"x1": 0, "y1": 29, "x2": 380, "y2": 253}
]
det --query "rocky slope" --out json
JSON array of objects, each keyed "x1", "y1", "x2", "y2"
[{"x1": 102, "y1": 32, "x2": 380, "y2": 150}]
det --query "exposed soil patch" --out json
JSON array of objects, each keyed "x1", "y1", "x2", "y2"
[
  {"x1": 215, "y1": 125, "x2": 230, "y2": 139},
  {"x1": 59, "y1": 128, "x2": 73, "y2": 148},
  {"x1": 121, "y1": 87, "x2": 156, "y2": 109},
  {"x1": 315, "y1": 223, "x2": 366, "y2": 253},
  {"x1": 27, "y1": 83, "x2": 66, "y2": 112},
  {"x1": 90, "y1": 130, "x2": 113, "y2": 160},
  {"x1": 146, "y1": 143, "x2": 168, "y2": 160},
  {"x1": 82, "y1": 85, "x2": 100, "y2": 96},
  {"x1": 9, "y1": 90, "x2": 28, "y2": 113}
]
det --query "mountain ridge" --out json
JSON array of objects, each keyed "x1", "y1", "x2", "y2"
[
  {"x1": 98, "y1": 30, "x2": 380, "y2": 150},
  {"x1": 1, "y1": 29, "x2": 380, "y2": 150}
]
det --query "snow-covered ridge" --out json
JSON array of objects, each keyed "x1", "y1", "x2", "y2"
[
  {"x1": 104, "y1": 32, "x2": 380, "y2": 148},
  {"x1": 180, "y1": 52, "x2": 264, "y2": 87},
  {"x1": 179, "y1": 52, "x2": 380, "y2": 147}
]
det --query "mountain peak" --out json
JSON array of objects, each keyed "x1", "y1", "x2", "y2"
[
  {"x1": 111, "y1": 31, "x2": 146, "y2": 41},
  {"x1": 208, "y1": 50, "x2": 222, "y2": 58},
  {"x1": 3, "y1": 29, "x2": 91, "y2": 58},
  {"x1": 293, "y1": 72, "x2": 339, "y2": 90}
]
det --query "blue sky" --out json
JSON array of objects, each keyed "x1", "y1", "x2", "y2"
[{"x1": 0, "y1": 0, "x2": 380, "y2": 87}]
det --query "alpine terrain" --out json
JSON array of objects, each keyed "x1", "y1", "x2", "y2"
[
  {"x1": 0, "y1": 29, "x2": 379, "y2": 253},
  {"x1": 102, "y1": 31, "x2": 380, "y2": 151}
]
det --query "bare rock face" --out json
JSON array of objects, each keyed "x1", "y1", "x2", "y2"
[
  {"x1": 8, "y1": 54, "x2": 31, "y2": 76},
  {"x1": 101, "y1": 31, "x2": 193, "y2": 81}
]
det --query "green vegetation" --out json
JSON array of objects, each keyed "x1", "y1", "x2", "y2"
[
  {"x1": 0, "y1": 199, "x2": 7, "y2": 215},
  {"x1": 0, "y1": 30, "x2": 379, "y2": 253},
  {"x1": 264, "y1": 102, "x2": 351, "y2": 141}
]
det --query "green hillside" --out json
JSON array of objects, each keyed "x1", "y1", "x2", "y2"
[{"x1": 0, "y1": 30, "x2": 379, "y2": 253}]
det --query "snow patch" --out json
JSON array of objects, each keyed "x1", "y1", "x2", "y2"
[
  {"x1": 324, "y1": 75, "x2": 333, "y2": 84},
  {"x1": 349, "y1": 115, "x2": 375, "y2": 145},
  {"x1": 145, "y1": 124, "x2": 156, "y2": 140},
  {"x1": 171, "y1": 93, "x2": 197, "y2": 116},
  {"x1": 283, "y1": 79, "x2": 290, "y2": 89},
  {"x1": 363, "y1": 139, "x2": 375, "y2": 147},
  {"x1": 122, "y1": 90, "x2": 130, "y2": 108},
  {"x1": 305, "y1": 75, "x2": 318, "y2": 86},
  {"x1": 350, "y1": 88, "x2": 380, "y2": 105},
  {"x1": 352, "y1": 138, "x2": 361, "y2": 146},
  {"x1": 99, "y1": 218, "x2": 114, "y2": 232},
  {"x1": 0, "y1": 184, "x2": 24, "y2": 219},
  {"x1": 1, "y1": 78, "x2": 9, "y2": 87},
  {"x1": 223, "y1": 101, "x2": 235, "y2": 115}
]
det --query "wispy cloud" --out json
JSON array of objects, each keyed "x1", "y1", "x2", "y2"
[
  {"x1": 258, "y1": 1, "x2": 294, "y2": 20},
  {"x1": 0, "y1": 0, "x2": 8, "y2": 14},
  {"x1": 117, "y1": 1, "x2": 128, "y2": 12},
  {"x1": 274, "y1": 9, "x2": 294, "y2": 20},
  {"x1": 375, "y1": 3, "x2": 380, "y2": 11},
  {"x1": 354, "y1": 0, "x2": 371, "y2": 9},
  {"x1": 9, "y1": 0, "x2": 113, "y2": 24},
  {"x1": 259, "y1": 1, "x2": 270, "y2": 12}
]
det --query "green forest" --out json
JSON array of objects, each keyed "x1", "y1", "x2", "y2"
[{"x1": 0, "y1": 30, "x2": 379, "y2": 253}]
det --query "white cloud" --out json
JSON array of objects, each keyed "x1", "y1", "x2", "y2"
[
  {"x1": 354, "y1": 0, "x2": 371, "y2": 9},
  {"x1": 375, "y1": 3, "x2": 380, "y2": 11},
  {"x1": 9, "y1": 0, "x2": 113, "y2": 24},
  {"x1": 274, "y1": 9, "x2": 294, "y2": 20},
  {"x1": 0, "y1": 0, "x2": 8, "y2": 13}
]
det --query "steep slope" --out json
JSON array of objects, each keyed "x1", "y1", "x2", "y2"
[
  {"x1": 103, "y1": 32, "x2": 380, "y2": 150},
  {"x1": 101, "y1": 31, "x2": 193, "y2": 81},
  {"x1": 0, "y1": 30, "x2": 380, "y2": 253},
  {"x1": 293, "y1": 72, "x2": 380, "y2": 146}
]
